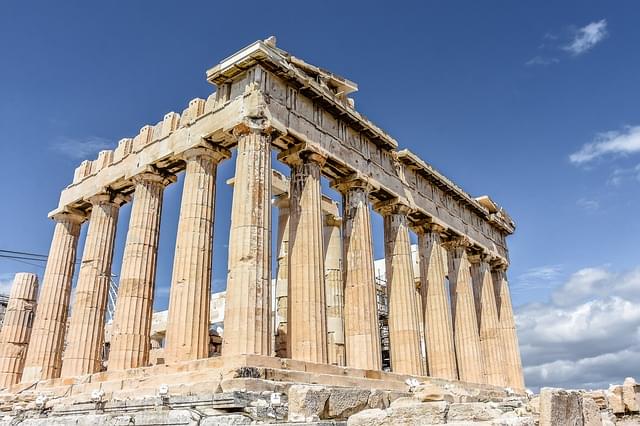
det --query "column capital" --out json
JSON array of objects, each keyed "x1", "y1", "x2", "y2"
[
  {"x1": 490, "y1": 258, "x2": 510, "y2": 272},
  {"x1": 87, "y1": 190, "x2": 130, "y2": 207},
  {"x1": 180, "y1": 145, "x2": 230, "y2": 164},
  {"x1": 277, "y1": 143, "x2": 327, "y2": 167},
  {"x1": 442, "y1": 236, "x2": 472, "y2": 253},
  {"x1": 324, "y1": 213, "x2": 342, "y2": 227},
  {"x1": 412, "y1": 219, "x2": 447, "y2": 236},
  {"x1": 232, "y1": 121, "x2": 277, "y2": 138},
  {"x1": 331, "y1": 173, "x2": 373, "y2": 194},
  {"x1": 51, "y1": 207, "x2": 86, "y2": 224},
  {"x1": 372, "y1": 197, "x2": 412, "y2": 216},
  {"x1": 131, "y1": 167, "x2": 177, "y2": 187},
  {"x1": 467, "y1": 251, "x2": 491, "y2": 265}
]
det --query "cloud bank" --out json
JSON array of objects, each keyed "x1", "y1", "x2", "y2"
[{"x1": 517, "y1": 266, "x2": 640, "y2": 391}]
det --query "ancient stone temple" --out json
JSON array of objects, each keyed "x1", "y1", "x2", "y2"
[{"x1": 0, "y1": 37, "x2": 526, "y2": 424}]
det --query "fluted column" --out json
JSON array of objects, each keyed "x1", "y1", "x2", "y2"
[
  {"x1": 165, "y1": 146, "x2": 229, "y2": 363},
  {"x1": 108, "y1": 170, "x2": 175, "y2": 371},
  {"x1": 491, "y1": 263, "x2": 525, "y2": 390},
  {"x1": 416, "y1": 224, "x2": 457, "y2": 380},
  {"x1": 324, "y1": 213, "x2": 345, "y2": 366},
  {"x1": 335, "y1": 178, "x2": 381, "y2": 371},
  {"x1": 0, "y1": 273, "x2": 38, "y2": 388},
  {"x1": 61, "y1": 192, "x2": 124, "y2": 377},
  {"x1": 470, "y1": 254, "x2": 506, "y2": 386},
  {"x1": 22, "y1": 211, "x2": 84, "y2": 382},
  {"x1": 274, "y1": 195, "x2": 290, "y2": 358},
  {"x1": 376, "y1": 200, "x2": 423, "y2": 376},
  {"x1": 444, "y1": 238, "x2": 484, "y2": 384},
  {"x1": 222, "y1": 126, "x2": 272, "y2": 357},
  {"x1": 280, "y1": 148, "x2": 327, "y2": 363}
]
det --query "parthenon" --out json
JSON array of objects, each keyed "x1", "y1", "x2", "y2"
[{"x1": 0, "y1": 37, "x2": 525, "y2": 422}]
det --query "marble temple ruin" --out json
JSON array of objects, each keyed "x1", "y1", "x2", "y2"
[{"x1": 0, "y1": 37, "x2": 528, "y2": 423}]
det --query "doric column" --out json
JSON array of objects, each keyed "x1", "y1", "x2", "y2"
[
  {"x1": 470, "y1": 254, "x2": 506, "y2": 386},
  {"x1": 491, "y1": 262, "x2": 525, "y2": 390},
  {"x1": 279, "y1": 147, "x2": 328, "y2": 363},
  {"x1": 335, "y1": 177, "x2": 381, "y2": 371},
  {"x1": 0, "y1": 273, "x2": 38, "y2": 388},
  {"x1": 165, "y1": 146, "x2": 229, "y2": 363},
  {"x1": 415, "y1": 224, "x2": 457, "y2": 380},
  {"x1": 108, "y1": 170, "x2": 175, "y2": 371},
  {"x1": 274, "y1": 194, "x2": 290, "y2": 358},
  {"x1": 61, "y1": 192, "x2": 124, "y2": 377},
  {"x1": 222, "y1": 125, "x2": 272, "y2": 357},
  {"x1": 324, "y1": 213, "x2": 345, "y2": 366},
  {"x1": 375, "y1": 199, "x2": 423, "y2": 376},
  {"x1": 22, "y1": 210, "x2": 84, "y2": 382},
  {"x1": 444, "y1": 238, "x2": 484, "y2": 384}
]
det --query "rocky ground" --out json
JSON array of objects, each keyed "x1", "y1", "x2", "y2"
[{"x1": 1, "y1": 377, "x2": 638, "y2": 425}]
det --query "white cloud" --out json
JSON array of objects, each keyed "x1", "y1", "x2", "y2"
[
  {"x1": 576, "y1": 198, "x2": 599, "y2": 211},
  {"x1": 513, "y1": 265, "x2": 562, "y2": 291},
  {"x1": 570, "y1": 126, "x2": 640, "y2": 164},
  {"x1": 525, "y1": 56, "x2": 559, "y2": 67},
  {"x1": 608, "y1": 163, "x2": 640, "y2": 186},
  {"x1": 51, "y1": 136, "x2": 111, "y2": 159},
  {"x1": 517, "y1": 266, "x2": 640, "y2": 391},
  {"x1": 563, "y1": 19, "x2": 608, "y2": 56}
]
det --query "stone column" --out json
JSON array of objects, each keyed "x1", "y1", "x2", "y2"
[
  {"x1": 491, "y1": 263, "x2": 525, "y2": 390},
  {"x1": 335, "y1": 178, "x2": 381, "y2": 371},
  {"x1": 108, "y1": 170, "x2": 175, "y2": 371},
  {"x1": 222, "y1": 125, "x2": 272, "y2": 357},
  {"x1": 281, "y1": 148, "x2": 328, "y2": 363},
  {"x1": 61, "y1": 192, "x2": 124, "y2": 377},
  {"x1": 324, "y1": 213, "x2": 345, "y2": 366},
  {"x1": 470, "y1": 254, "x2": 506, "y2": 386},
  {"x1": 22, "y1": 211, "x2": 84, "y2": 382},
  {"x1": 165, "y1": 146, "x2": 229, "y2": 363},
  {"x1": 415, "y1": 224, "x2": 457, "y2": 380},
  {"x1": 0, "y1": 273, "x2": 38, "y2": 388},
  {"x1": 376, "y1": 200, "x2": 423, "y2": 376},
  {"x1": 444, "y1": 238, "x2": 484, "y2": 384},
  {"x1": 274, "y1": 195, "x2": 289, "y2": 358}
]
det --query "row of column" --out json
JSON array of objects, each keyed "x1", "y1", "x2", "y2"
[{"x1": 3, "y1": 125, "x2": 523, "y2": 392}]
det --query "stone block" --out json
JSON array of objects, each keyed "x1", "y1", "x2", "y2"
[
  {"x1": 127, "y1": 409, "x2": 200, "y2": 425},
  {"x1": 585, "y1": 390, "x2": 608, "y2": 410},
  {"x1": 113, "y1": 138, "x2": 132, "y2": 163},
  {"x1": 346, "y1": 408, "x2": 387, "y2": 426},
  {"x1": 447, "y1": 402, "x2": 503, "y2": 422},
  {"x1": 623, "y1": 377, "x2": 639, "y2": 412},
  {"x1": 92, "y1": 150, "x2": 113, "y2": 173},
  {"x1": 287, "y1": 384, "x2": 330, "y2": 422},
  {"x1": 367, "y1": 389, "x2": 390, "y2": 409},
  {"x1": 413, "y1": 383, "x2": 453, "y2": 402},
  {"x1": 389, "y1": 401, "x2": 448, "y2": 424},
  {"x1": 491, "y1": 415, "x2": 536, "y2": 426},
  {"x1": 133, "y1": 125, "x2": 153, "y2": 152},
  {"x1": 327, "y1": 388, "x2": 371, "y2": 419},
  {"x1": 200, "y1": 414, "x2": 252, "y2": 425},
  {"x1": 161, "y1": 112, "x2": 180, "y2": 137},
  {"x1": 188, "y1": 98, "x2": 206, "y2": 121},
  {"x1": 73, "y1": 160, "x2": 93, "y2": 183},
  {"x1": 581, "y1": 395, "x2": 602, "y2": 426},
  {"x1": 539, "y1": 388, "x2": 583, "y2": 426},
  {"x1": 606, "y1": 385, "x2": 625, "y2": 414}
]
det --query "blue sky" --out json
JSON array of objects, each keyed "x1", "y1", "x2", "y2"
[{"x1": 1, "y1": 1, "x2": 639, "y2": 390}]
